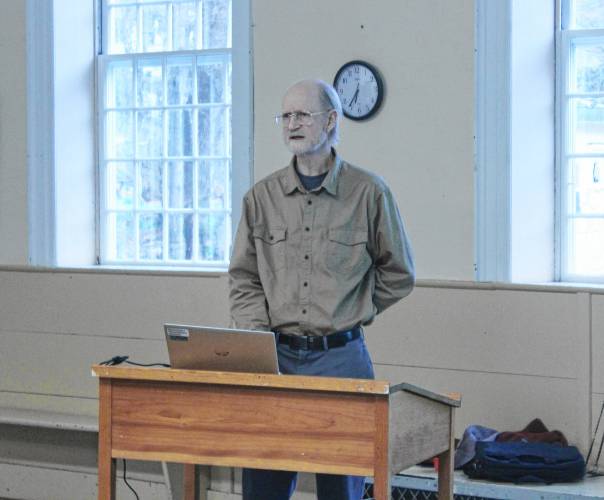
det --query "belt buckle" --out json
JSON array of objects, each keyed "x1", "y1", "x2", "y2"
[{"x1": 291, "y1": 335, "x2": 308, "y2": 350}]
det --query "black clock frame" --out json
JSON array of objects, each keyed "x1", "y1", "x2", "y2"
[{"x1": 333, "y1": 60, "x2": 384, "y2": 121}]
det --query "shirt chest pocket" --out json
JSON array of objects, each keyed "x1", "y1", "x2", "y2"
[
  {"x1": 327, "y1": 228, "x2": 370, "y2": 273},
  {"x1": 253, "y1": 226, "x2": 287, "y2": 272}
]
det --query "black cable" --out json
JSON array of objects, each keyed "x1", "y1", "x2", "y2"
[
  {"x1": 122, "y1": 459, "x2": 140, "y2": 500},
  {"x1": 125, "y1": 360, "x2": 171, "y2": 367},
  {"x1": 100, "y1": 355, "x2": 129, "y2": 366},
  {"x1": 99, "y1": 355, "x2": 170, "y2": 368}
]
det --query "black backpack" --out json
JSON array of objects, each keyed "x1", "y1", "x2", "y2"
[{"x1": 463, "y1": 441, "x2": 586, "y2": 484}]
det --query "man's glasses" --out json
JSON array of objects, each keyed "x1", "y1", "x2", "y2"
[{"x1": 275, "y1": 109, "x2": 333, "y2": 127}]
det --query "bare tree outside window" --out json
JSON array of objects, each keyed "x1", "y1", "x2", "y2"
[{"x1": 99, "y1": 0, "x2": 232, "y2": 267}]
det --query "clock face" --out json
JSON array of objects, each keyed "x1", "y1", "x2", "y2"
[{"x1": 333, "y1": 61, "x2": 383, "y2": 121}]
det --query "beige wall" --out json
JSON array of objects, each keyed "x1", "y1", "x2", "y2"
[
  {"x1": 253, "y1": 0, "x2": 476, "y2": 280},
  {"x1": 0, "y1": 0, "x2": 28, "y2": 265}
]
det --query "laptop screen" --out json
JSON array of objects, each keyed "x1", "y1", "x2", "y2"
[{"x1": 164, "y1": 324, "x2": 279, "y2": 374}]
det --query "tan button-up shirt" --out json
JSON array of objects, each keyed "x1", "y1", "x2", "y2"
[{"x1": 228, "y1": 152, "x2": 415, "y2": 337}]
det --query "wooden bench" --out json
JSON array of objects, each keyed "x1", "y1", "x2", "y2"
[{"x1": 0, "y1": 408, "x2": 176, "y2": 499}]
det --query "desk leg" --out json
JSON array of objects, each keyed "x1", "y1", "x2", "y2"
[
  {"x1": 184, "y1": 464, "x2": 200, "y2": 500},
  {"x1": 437, "y1": 408, "x2": 455, "y2": 500},
  {"x1": 373, "y1": 397, "x2": 390, "y2": 500},
  {"x1": 98, "y1": 379, "x2": 116, "y2": 500}
]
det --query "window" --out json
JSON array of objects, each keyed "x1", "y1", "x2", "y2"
[
  {"x1": 98, "y1": 0, "x2": 243, "y2": 268},
  {"x1": 559, "y1": 0, "x2": 604, "y2": 281}
]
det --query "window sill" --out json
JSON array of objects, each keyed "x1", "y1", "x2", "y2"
[
  {"x1": 2, "y1": 268, "x2": 602, "y2": 292},
  {"x1": 416, "y1": 279, "x2": 604, "y2": 295},
  {"x1": 0, "y1": 264, "x2": 228, "y2": 278}
]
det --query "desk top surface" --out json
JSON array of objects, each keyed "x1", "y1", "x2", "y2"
[{"x1": 92, "y1": 365, "x2": 461, "y2": 405}]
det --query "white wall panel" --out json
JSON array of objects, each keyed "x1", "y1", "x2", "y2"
[
  {"x1": 0, "y1": 269, "x2": 602, "y2": 494},
  {"x1": 0, "y1": 331, "x2": 167, "y2": 399},
  {"x1": 0, "y1": 271, "x2": 230, "y2": 337},
  {"x1": 0, "y1": 392, "x2": 97, "y2": 417},
  {"x1": 365, "y1": 287, "x2": 584, "y2": 378}
]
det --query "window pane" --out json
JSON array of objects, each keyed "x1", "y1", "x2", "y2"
[
  {"x1": 101, "y1": 1, "x2": 236, "y2": 266},
  {"x1": 169, "y1": 214, "x2": 193, "y2": 259},
  {"x1": 168, "y1": 161, "x2": 194, "y2": 208},
  {"x1": 569, "y1": 0, "x2": 604, "y2": 29},
  {"x1": 142, "y1": 4, "x2": 168, "y2": 52},
  {"x1": 569, "y1": 158, "x2": 604, "y2": 215},
  {"x1": 108, "y1": 6, "x2": 138, "y2": 54},
  {"x1": 202, "y1": 0, "x2": 231, "y2": 49},
  {"x1": 137, "y1": 59, "x2": 163, "y2": 107},
  {"x1": 167, "y1": 57, "x2": 194, "y2": 105},
  {"x1": 139, "y1": 213, "x2": 164, "y2": 259},
  {"x1": 110, "y1": 212, "x2": 135, "y2": 260},
  {"x1": 106, "y1": 111, "x2": 134, "y2": 158},
  {"x1": 198, "y1": 107, "x2": 227, "y2": 156},
  {"x1": 173, "y1": 2, "x2": 198, "y2": 50},
  {"x1": 138, "y1": 160, "x2": 163, "y2": 209},
  {"x1": 567, "y1": 217, "x2": 604, "y2": 276},
  {"x1": 199, "y1": 212, "x2": 227, "y2": 261},
  {"x1": 106, "y1": 61, "x2": 134, "y2": 108},
  {"x1": 107, "y1": 162, "x2": 135, "y2": 209},
  {"x1": 197, "y1": 56, "x2": 230, "y2": 103},
  {"x1": 168, "y1": 110, "x2": 194, "y2": 156},
  {"x1": 571, "y1": 41, "x2": 604, "y2": 92},
  {"x1": 569, "y1": 97, "x2": 604, "y2": 153},
  {"x1": 136, "y1": 110, "x2": 163, "y2": 157},
  {"x1": 199, "y1": 159, "x2": 227, "y2": 209}
]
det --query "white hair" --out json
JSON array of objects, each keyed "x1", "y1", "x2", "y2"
[{"x1": 316, "y1": 80, "x2": 342, "y2": 146}]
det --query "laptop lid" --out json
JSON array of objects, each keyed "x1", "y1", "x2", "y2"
[{"x1": 164, "y1": 324, "x2": 279, "y2": 374}]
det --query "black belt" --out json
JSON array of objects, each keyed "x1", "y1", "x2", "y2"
[{"x1": 276, "y1": 327, "x2": 361, "y2": 351}]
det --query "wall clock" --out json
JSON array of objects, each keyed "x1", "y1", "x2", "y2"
[{"x1": 333, "y1": 60, "x2": 384, "y2": 121}]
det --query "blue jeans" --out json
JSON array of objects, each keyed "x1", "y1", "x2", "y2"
[{"x1": 242, "y1": 333, "x2": 375, "y2": 500}]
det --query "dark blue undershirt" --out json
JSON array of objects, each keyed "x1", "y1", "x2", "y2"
[{"x1": 296, "y1": 168, "x2": 328, "y2": 192}]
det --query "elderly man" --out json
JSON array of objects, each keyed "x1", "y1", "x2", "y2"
[{"x1": 228, "y1": 79, "x2": 415, "y2": 500}]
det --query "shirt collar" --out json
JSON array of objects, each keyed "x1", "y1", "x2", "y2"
[{"x1": 282, "y1": 149, "x2": 342, "y2": 196}]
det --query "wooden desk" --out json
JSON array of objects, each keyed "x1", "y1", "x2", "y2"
[{"x1": 92, "y1": 365, "x2": 460, "y2": 500}]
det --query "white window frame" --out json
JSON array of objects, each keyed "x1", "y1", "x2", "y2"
[
  {"x1": 97, "y1": 0, "x2": 251, "y2": 269},
  {"x1": 97, "y1": 50, "x2": 234, "y2": 268},
  {"x1": 26, "y1": 0, "x2": 251, "y2": 270},
  {"x1": 475, "y1": 0, "x2": 555, "y2": 284},
  {"x1": 557, "y1": 2, "x2": 604, "y2": 283}
]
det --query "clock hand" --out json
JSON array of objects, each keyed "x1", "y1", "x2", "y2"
[{"x1": 350, "y1": 86, "x2": 360, "y2": 106}]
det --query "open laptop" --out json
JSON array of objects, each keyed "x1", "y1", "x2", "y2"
[{"x1": 164, "y1": 323, "x2": 279, "y2": 374}]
